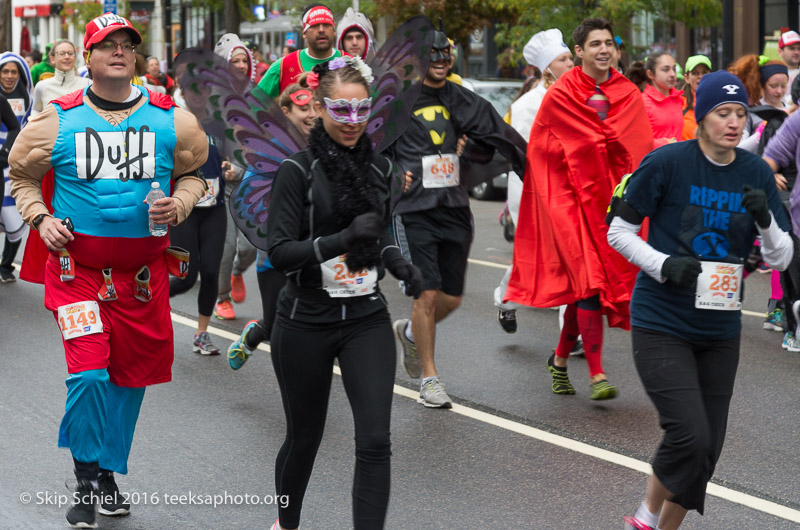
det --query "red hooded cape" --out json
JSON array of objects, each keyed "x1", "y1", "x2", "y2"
[{"x1": 506, "y1": 67, "x2": 653, "y2": 329}]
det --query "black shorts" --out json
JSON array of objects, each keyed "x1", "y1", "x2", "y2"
[{"x1": 393, "y1": 206, "x2": 473, "y2": 296}]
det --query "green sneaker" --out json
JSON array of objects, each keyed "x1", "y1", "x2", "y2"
[
  {"x1": 764, "y1": 308, "x2": 784, "y2": 331},
  {"x1": 546, "y1": 353, "x2": 575, "y2": 395},
  {"x1": 228, "y1": 320, "x2": 259, "y2": 370},
  {"x1": 590, "y1": 379, "x2": 618, "y2": 400}
]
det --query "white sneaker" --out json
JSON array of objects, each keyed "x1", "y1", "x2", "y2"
[{"x1": 418, "y1": 377, "x2": 453, "y2": 408}]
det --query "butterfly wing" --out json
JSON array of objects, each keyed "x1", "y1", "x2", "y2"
[
  {"x1": 367, "y1": 16, "x2": 434, "y2": 154},
  {"x1": 174, "y1": 48, "x2": 307, "y2": 249}
]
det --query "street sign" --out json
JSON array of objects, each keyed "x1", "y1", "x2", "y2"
[{"x1": 103, "y1": 0, "x2": 117, "y2": 14}]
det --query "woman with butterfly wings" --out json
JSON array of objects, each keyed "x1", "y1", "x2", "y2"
[{"x1": 174, "y1": 14, "x2": 434, "y2": 353}]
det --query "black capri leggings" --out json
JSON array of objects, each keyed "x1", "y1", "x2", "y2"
[
  {"x1": 631, "y1": 326, "x2": 740, "y2": 514},
  {"x1": 168, "y1": 205, "x2": 227, "y2": 316},
  {"x1": 270, "y1": 309, "x2": 395, "y2": 530}
]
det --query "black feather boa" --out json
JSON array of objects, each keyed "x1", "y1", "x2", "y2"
[{"x1": 308, "y1": 121, "x2": 380, "y2": 271}]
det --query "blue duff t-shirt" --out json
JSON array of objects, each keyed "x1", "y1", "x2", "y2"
[{"x1": 623, "y1": 140, "x2": 791, "y2": 341}]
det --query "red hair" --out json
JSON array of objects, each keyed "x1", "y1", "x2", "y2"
[{"x1": 728, "y1": 54, "x2": 787, "y2": 106}]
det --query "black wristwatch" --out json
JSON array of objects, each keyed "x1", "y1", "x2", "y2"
[{"x1": 32, "y1": 213, "x2": 47, "y2": 230}]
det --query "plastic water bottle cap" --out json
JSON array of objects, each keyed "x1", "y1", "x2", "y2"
[{"x1": 151, "y1": 181, "x2": 160, "y2": 189}]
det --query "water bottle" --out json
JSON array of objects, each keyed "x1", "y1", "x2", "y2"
[{"x1": 146, "y1": 181, "x2": 168, "y2": 237}]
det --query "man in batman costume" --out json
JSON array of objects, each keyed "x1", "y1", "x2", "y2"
[{"x1": 387, "y1": 24, "x2": 527, "y2": 408}]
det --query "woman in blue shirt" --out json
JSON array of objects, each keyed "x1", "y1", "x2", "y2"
[{"x1": 608, "y1": 71, "x2": 794, "y2": 529}]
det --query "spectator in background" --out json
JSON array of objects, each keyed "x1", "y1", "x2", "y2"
[
  {"x1": 336, "y1": 7, "x2": 376, "y2": 63},
  {"x1": 681, "y1": 55, "x2": 711, "y2": 140},
  {"x1": 212, "y1": 32, "x2": 258, "y2": 320},
  {"x1": 639, "y1": 52, "x2": 683, "y2": 148},
  {"x1": 245, "y1": 41, "x2": 269, "y2": 83},
  {"x1": 611, "y1": 36, "x2": 626, "y2": 74},
  {"x1": 145, "y1": 56, "x2": 175, "y2": 96},
  {"x1": 29, "y1": 42, "x2": 55, "y2": 85},
  {"x1": 626, "y1": 60, "x2": 647, "y2": 92},
  {"x1": 24, "y1": 50, "x2": 41, "y2": 70},
  {"x1": 778, "y1": 30, "x2": 800, "y2": 107}
]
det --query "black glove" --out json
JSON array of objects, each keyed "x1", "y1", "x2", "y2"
[
  {"x1": 741, "y1": 185, "x2": 771, "y2": 228},
  {"x1": 338, "y1": 212, "x2": 383, "y2": 249},
  {"x1": 661, "y1": 256, "x2": 703, "y2": 288},
  {"x1": 386, "y1": 259, "x2": 424, "y2": 299}
]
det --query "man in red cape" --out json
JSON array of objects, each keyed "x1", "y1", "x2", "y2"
[{"x1": 506, "y1": 18, "x2": 653, "y2": 400}]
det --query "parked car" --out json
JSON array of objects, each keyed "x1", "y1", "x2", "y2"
[{"x1": 460, "y1": 77, "x2": 524, "y2": 200}]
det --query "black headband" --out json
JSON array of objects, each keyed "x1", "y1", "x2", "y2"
[{"x1": 761, "y1": 63, "x2": 789, "y2": 85}]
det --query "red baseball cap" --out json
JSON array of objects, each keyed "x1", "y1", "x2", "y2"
[
  {"x1": 779, "y1": 30, "x2": 800, "y2": 49},
  {"x1": 84, "y1": 13, "x2": 142, "y2": 50}
]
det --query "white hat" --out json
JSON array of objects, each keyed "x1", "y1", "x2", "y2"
[
  {"x1": 779, "y1": 30, "x2": 800, "y2": 48},
  {"x1": 523, "y1": 29, "x2": 570, "y2": 72}
]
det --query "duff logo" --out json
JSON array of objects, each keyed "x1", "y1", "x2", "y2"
[
  {"x1": 75, "y1": 126, "x2": 156, "y2": 182},
  {"x1": 95, "y1": 14, "x2": 128, "y2": 28}
]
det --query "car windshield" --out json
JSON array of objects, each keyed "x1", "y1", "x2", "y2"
[{"x1": 472, "y1": 85, "x2": 520, "y2": 115}]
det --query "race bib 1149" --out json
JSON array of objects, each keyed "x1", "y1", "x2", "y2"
[{"x1": 57, "y1": 300, "x2": 104, "y2": 340}]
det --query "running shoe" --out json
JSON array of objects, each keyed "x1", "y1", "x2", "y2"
[
  {"x1": 498, "y1": 309, "x2": 517, "y2": 333},
  {"x1": 0, "y1": 268, "x2": 15, "y2": 283},
  {"x1": 214, "y1": 299, "x2": 236, "y2": 320},
  {"x1": 763, "y1": 308, "x2": 784, "y2": 331},
  {"x1": 757, "y1": 262, "x2": 772, "y2": 274},
  {"x1": 569, "y1": 338, "x2": 585, "y2": 357},
  {"x1": 782, "y1": 331, "x2": 800, "y2": 353},
  {"x1": 97, "y1": 469, "x2": 130, "y2": 517},
  {"x1": 193, "y1": 331, "x2": 220, "y2": 355},
  {"x1": 418, "y1": 377, "x2": 453, "y2": 408},
  {"x1": 623, "y1": 515, "x2": 656, "y2": 530},
  {"x1": 393, "y1": 319, "x2": 421, "y2": 379},
  {"x1": 228, "y1": 320, "x2": 259, "y2": 370},
  {"x1": 231, "y1": 274, "x2": 246, "y2": 303},
  {"x1": 270, "y1": 518, "x2": 280, "y2": 530},
  {"x1": 66, "y1": 478, "x2": 97, "y2": 528},
  {"x1": 546, "y1": 352, "x2": 575, "y2": 395},
  {"x1": 590, "y1": 379, "x2": 618, "y2": 400}
]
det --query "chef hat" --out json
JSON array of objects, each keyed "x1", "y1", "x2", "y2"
[{"x1": 523, "y1": 29, "x2": 570, "y2": 72}]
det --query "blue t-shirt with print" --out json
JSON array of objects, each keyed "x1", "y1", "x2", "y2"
[{"x1": 623, "y1": 140, "x2": 791, "y2": 341}]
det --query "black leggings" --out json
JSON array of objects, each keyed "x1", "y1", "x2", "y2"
[
  {"x1": 244, "y1": 268, "x2": 286, "y2": 349},
  {"x1": 168, "y1": 206, "x2": 227, "y2": 316},
  {"x1": 631, "y1": 326, "x2": 740, "y2": 514},
  {"x1": 271, "y1": 309, "x2": 395, "y2": 530}
]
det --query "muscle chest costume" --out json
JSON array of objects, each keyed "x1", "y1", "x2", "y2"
[
  {"x1": 10, "y1": 85, "x2": 207, "y2": 383},
  {"x1": 8, "y1": 84, "x2": 207, "y2": 474},
  {"x1": 506, "y1": 67, "x2": 653, "y2": 329}
]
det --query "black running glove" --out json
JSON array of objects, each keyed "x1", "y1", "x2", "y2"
[
  {"x1": 387, "y1": 260, "x2": 424, "y2": 299},
  {"x1": 338, "y1": 212, "x2": 383, "y2": 249},
  {"x1": 741, "y1": 185, "x2": 771, "y2": 228},
  {"x1": 661, "y1": 256, "x2": 703, "y2": 288}
]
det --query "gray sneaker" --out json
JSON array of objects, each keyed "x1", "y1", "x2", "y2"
[
  {"x1": 193, "y1": 331, "x2": 220, "y2": 355},
  {"x1": 393, "y1": 319, "x2": 421, "y2": 378},
  {"x1": 418, "y1": 377, "x2": 453, "y2": 408}
]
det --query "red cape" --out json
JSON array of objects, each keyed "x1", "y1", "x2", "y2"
[{"x1": 506, "y1": 67, "x2": 653, "y2": 329}]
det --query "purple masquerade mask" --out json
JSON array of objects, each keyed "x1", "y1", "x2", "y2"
[{"x1": 323, "y1": 96, "x2": 372, "y2": 124}]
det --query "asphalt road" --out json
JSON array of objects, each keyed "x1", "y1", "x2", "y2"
[{"x1": 1, "y1": 198, "x2": 799, "y2": 529}]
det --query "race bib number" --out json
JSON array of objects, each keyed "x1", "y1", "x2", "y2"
[
  {"x1": 7, "y1": 98, "x2": 24, "y2": 115},
  {"x1": 57, "y1": 300, "x2": 103, "y2": 340},
  {"x1": 421, "y1": 153, "x2": 460, "y2": 188},
  {"x1": 320, "y1": 254, "x2": 378, "y2": 298},
  {"x1": 195, "y1": 177, "x2": 219, "y2": 207},
  {"x1": 695, "y1": 262, "x2": 743, "y2": 311}
]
